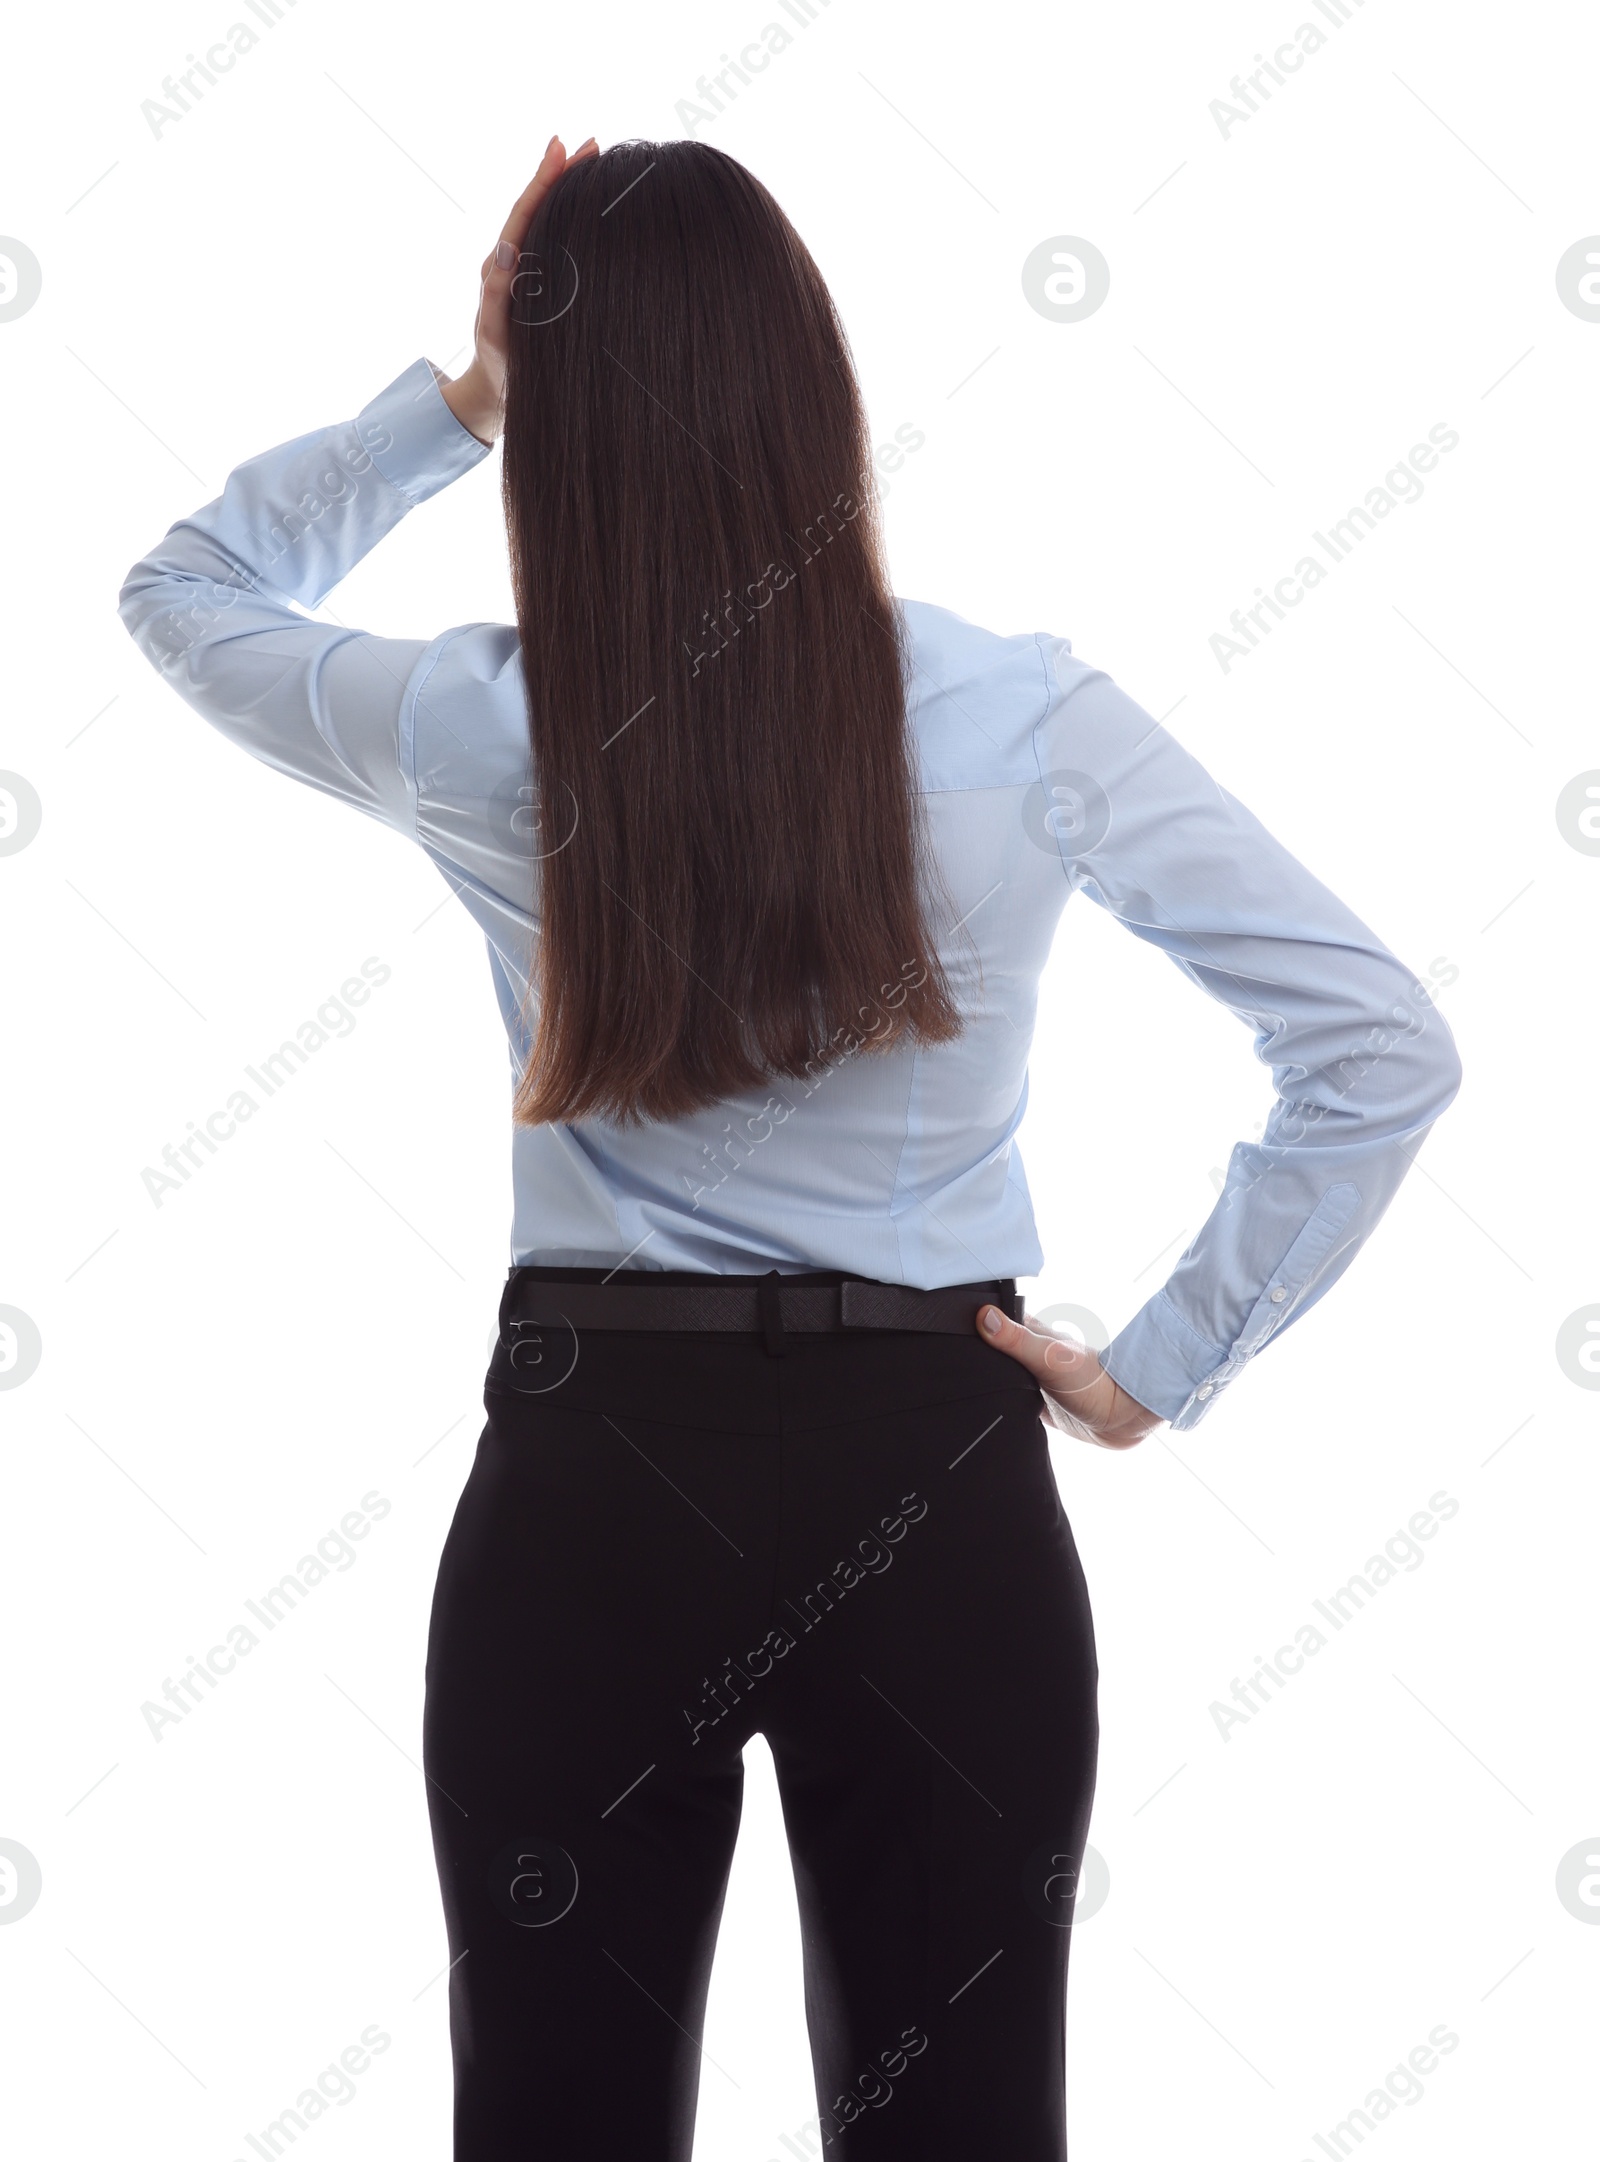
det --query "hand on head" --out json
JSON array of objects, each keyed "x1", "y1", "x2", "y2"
[{"x1": 438, "y1": 133, "x2": 601, "y2": 446}]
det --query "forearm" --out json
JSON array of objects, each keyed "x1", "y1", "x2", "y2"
[
  {"x1": 116, "y1": 358, "x2": 494, "y2": 828},
  {"x1": 1038, "y1": 650, "x2": 1464, "y2": 1431}
]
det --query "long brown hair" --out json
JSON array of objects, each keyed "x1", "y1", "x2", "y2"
[{"x1": 502, "y1": 139, "x2": 961, "y2": 1126}]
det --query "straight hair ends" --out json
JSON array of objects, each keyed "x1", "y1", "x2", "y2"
[{"x1": 501, "y1": 138, "x2": 962, "y2": 1128}]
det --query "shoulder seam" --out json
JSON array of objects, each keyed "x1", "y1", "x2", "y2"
[{"x1": 400, "y1": 625, "x2": 474, "y2": 847}]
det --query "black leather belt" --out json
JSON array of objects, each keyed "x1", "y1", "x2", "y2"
[{"x1": 503, "y1": 1272, "x2": 1024, "y2": 1347}]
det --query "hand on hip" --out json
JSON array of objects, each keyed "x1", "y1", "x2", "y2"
[{"x1": 976, "y1": 1304, "x2": 1164, "y2": 1449}]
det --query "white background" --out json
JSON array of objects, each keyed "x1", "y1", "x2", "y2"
[{"x1": 2, "y1": 0, "x2": 1596, "y2": 2156}]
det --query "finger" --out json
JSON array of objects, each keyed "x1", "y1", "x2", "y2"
[
  {"x1": 975, "y1": 1306, "x2": 1098, "y2": 1399},
  {"x1": 476, "y1": 135, "x2": 602, "y2": 337},
  {"x1": 496, "y1": 136, "x2": 568, "y2": 255},
  {"x1": 468, "y1": 140, "x2": 569, "y2": 360},
  {"x1": 491, "y1": 131, "x2": 598, "y2": 265}
]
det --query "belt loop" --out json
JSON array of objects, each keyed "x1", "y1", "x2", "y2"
[{"x1": 759, "y1": 1268, "x2": 788, "y2": 1357}]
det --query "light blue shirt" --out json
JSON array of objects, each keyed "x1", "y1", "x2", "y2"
[{"x1": 118, "y1": 358, "x2": 1463, "y2": 1430}]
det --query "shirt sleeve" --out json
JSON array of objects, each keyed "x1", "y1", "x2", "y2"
[
  {"x1": 117, "y1": 358, "x2": 495, "y2": 836},
  {"x1": 1034, "y1": 641, "x2": 1464, "y2": 1432}
]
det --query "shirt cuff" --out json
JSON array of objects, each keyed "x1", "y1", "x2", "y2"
[
  {"x1": 1099, "y1": 1293, "x2": 1232, "y2": 1432},
  {"x1": 357, "y1": 357, "x2": 494, "y2": 510},
  {"x1": 1099, "y1": 1178, "x2": 1365, "y2": 1432}
]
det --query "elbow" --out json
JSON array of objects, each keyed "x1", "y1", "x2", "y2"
[
  {"x1": 117, "y1": 558, "x2": 198, "y2": 680},
  {"x1": 1417, "y1": 1005, "x2": 1464, "y2": 1128},
  {"x1": 1435, "y1": 1037, "x2": 1464, "y2": 1123},
  {"x1": 1328, "y1": 990, "x2": 1462, "y2": 1146},
  {"x1": 117, "y1": 565, "x2": 152, "y2": 656},
  {"x1": 1380, "y1": 950, "x2": 1463, "y2": 1130},
  {"x1": 118, "y1": 558, "x2": 162, "y2": 638}
]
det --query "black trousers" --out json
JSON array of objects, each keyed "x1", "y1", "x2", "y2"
[{"x1": 423, "y1": 1268, "x2": 1099, "y2": 2159}]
